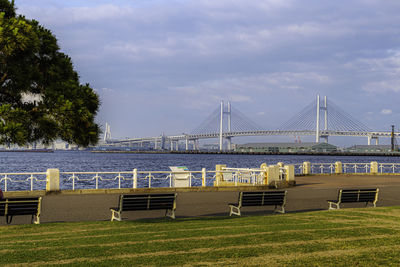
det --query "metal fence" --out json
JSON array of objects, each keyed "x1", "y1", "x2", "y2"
[
  {"x1": 220, "y1": 167, "x2": 268, "y2": 186},
  {"x1": 0, "y1": 172, "x2": 47, "y2": 192},
  {"x1": 2, "y1": 162, "x2": 400, "y2": 192},
  {"x1": 294, "y1": 162, "x2": 400, "y2": 174},
  {"x1": 61, "y1": 170, "x2": 217, "y2": 190}
]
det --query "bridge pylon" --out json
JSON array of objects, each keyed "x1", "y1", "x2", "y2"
[
  {"x1": 219, "y1": 101, "x2": 232, "y2": 151},
  {"x1": 316, "y1": 94, "x2": 329, "y2": 143},
  {"x1": 103, "y1": 122, "x2": 111, "y2": 142}
]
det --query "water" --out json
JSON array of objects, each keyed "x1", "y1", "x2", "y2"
[
  {"x1": 1, "y1": 151, "x2": 400, "y2": 191},
  {"x1": 2, "y1": 151, "x2": 400, "y2": 173}
]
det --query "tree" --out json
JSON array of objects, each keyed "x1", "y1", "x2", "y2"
[{"x1": 0, "y1": 0, "x2": 100, "y2": 147}]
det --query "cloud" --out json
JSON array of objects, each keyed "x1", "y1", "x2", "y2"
[
  {"x1": 19, "y1": 4, "x2": 134, "y2": 25},
  {"x1": 169, "y1": 71, "x2": 330, "y2": 109},
  {"x1": 99, "y1": 87, "x2": 115, "y2": 93},
  {"x1": 14, "y1": 0, "x2": 400, "y2": 143},
  {"x1": 363, "y1": 80, "x2": 400, "y2": 93},
  {"x1": 381, "y1": 109, "x2": 392, "y2": 115}
]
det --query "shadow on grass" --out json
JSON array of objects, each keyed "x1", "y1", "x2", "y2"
[{"x1": 121, "y1": 208, "x2": 326, "y2": 224}]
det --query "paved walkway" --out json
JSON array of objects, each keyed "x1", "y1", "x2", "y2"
[{"x1": 2, "y1": 174, "x2": 400, "y2": 225}]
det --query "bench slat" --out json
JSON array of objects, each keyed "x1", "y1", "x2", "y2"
[
  {"x1": 111, "y1": 193, "x2": 177, "y2": 221},
  {"x1": 230, "y1": 191, "x2": 287, "y2": 216},
  {"x1": 0, "y1": 197, "x2": 41, "y2": 224},
  {"x1": 328, "y1": 188, "x2": 379, "y2": 209}
]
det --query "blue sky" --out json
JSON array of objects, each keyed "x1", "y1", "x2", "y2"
[{"x1": 15, "y1": 0, "x2": 400, "y2": 145}]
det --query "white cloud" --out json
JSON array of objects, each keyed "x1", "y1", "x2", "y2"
[
  {"x1": 169, "y1": 71, "x2": 330, "y2": 109},
  {"x1": 381, "y1": 109, "x2": 392, "y2": 115},
  {"x1": 100, "y1": 87, "x2": 115, "y2": 93},
  {"x1": 363, "y1": 80, "x2": 400, "y2": 93},
  {"x1": 19, "y1": 4, "x2": 134, "y2": 25},
  {"x1": 14, "y1": 0, "x2": 400, "y2": 142}
]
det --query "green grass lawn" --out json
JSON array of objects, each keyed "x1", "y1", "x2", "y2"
[{"x1": 2, "y1": 207, "x2": 400, "y2": 266}]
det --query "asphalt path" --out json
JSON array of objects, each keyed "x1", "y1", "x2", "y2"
[{"x1": 2, "y1": 175, "x2": 400, "y2": 225}]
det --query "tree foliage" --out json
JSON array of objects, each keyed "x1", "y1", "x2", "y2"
[{"x1": 0, "y1": 0, "x2": 100, "y2": 147}]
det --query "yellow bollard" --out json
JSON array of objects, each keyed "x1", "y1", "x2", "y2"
[
  {"x1": 335, "y1": 162, "x2": 343, "y2": 174},
  {"x1": 303, "y1": 162, "x2": 311, "y2": 175},
  {"x1": 215, "y1": 164, "x2": 226, "y2": 186},
  {"x1": 370, "y1": 162, "x2": 378, "y2": 174},
  {"x1": 46, "y1": 169, "x2": 60, "y2": 191}
]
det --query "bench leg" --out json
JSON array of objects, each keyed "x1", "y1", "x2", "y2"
[
  {"x1": 229, "y1": 205, "x2": 241, "y2": 216},
  {"x1": 274, "y1": 205, "x2": 285, "y2": 214},
  {"x1": 111, "y1": 210, "x2": 121, "y2": 221},
  {"x1": 165, "y1": 209, "x2": 175, "y2": 219},
  {"x1": 31, "y1": 214, "x2": 40, "y2": 224},
  {"x1": 6, "y1": 215, "x2": 13, "y2": 225},
  {"x1": 328, "y1": 201, "x2": 340, "y2": 210}
]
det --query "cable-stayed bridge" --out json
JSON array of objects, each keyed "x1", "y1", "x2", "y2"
[{"x1": 104, "y1": 95, "x2": 399, "y2": 151}]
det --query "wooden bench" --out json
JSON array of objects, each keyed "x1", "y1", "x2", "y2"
[
  {"x1": 327, "y1": 188, "x2": 379, "y2": 210},
  {"x1": 0, "y1": 197, "x2": 42, "y2": 224},
  {"x1": 229, "y1": 191, "x2": 287, "y2": 216},
  {"x1": 110, "y1": 193, "x2": 177, "y2": 221}
]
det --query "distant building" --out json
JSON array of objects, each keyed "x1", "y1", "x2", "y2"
[
  {"x1": 234, "y1": 142, "x2": 337, "y2": 153},
  {"x1": 202, "y1": 143, "x2": 219, "y2": 150},
  {"x1": 345, "y1": 145, "x2": 398, "y2": 153}
]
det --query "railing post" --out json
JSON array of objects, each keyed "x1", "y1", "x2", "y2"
[
  {"x1": 284, "y1": 165, "x2": 295, "y2": 185},
  {"x1": 303, "y1": 162, "x2": 311, "y2": 175},
  {"x1": 133, "y1": 169, "x2": 137, "y2": 189},
  {"x1": 46, "y1": 169, "x2": 60, "y2": 192},
  {"x1": 335, "y1": 162, "x2": 342, "y2": 174},
  {"x1": 370, "y1": 161, "x2": 378, "y2": 174},
  {"x1": 215, "y1": 164, "x2": 226, "y2": 186},
  {"x1": 235, "y1": 172, "x2": 238, "y2": 186},
  {"x1": 95, "y1": 174, "x2": 99, "y2": 189},
  {"x1": 261, "y1": 163, "x2": 268, "y2": 184},
  {"x1": 4, "y1": 175, "x2": 8, "y2": 192},
  {"x1": 266, "y1": 165, "x2": 280, "y2": 187},
  {"x1": 201, "y1": 168, "x2": 206, "y2": 187},
  {"x1": 148, "y1": 172, "x2": 151, "y2": 188},
  {"x1": 29, "y1": 174, "x2": 34, "y2": 191}
]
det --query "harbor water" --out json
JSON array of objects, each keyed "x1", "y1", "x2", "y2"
[{"x1": 1, "y1": 151, "x2": 400, "y2": 191}]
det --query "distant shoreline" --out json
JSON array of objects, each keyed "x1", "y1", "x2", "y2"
[
  {"x1": 0, "y1": 149, "x2": 54, "y2": 153},
  {"x1": 91, "y1": 150, "x2": 400, "y2": 157}
]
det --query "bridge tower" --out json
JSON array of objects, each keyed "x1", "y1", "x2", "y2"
[
  {"x1": 103, "y1": 122, "x2": 111, "y2": 142},
  {"x1": 315, "y1": 94, "x2": 328, "y2": 143},
  {"x1": 219, "y1": 100, "x2": 232, "y2": 151},
  {"x1": 226, "y1": 101, "x2": 232, "y2": 150}
]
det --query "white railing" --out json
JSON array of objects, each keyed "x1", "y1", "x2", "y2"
[
  {"x1": 222, "y1": 167, "x2": 267, "y2": 186},
  {"x1": 294, "y1": 164, "x2": 303, "y2": 175},
  {"x1": 0, "y1": 172, "x2": 47, "y2": 192},
  {"x1": 378, "y1": 163, "x2": 400, "y2": 173},
  {"x1": 343, "y1": 163, "x2": 370, "y2": 173},
  {"x1": 300, "y1": 162, "x2": 400, "y2": 174},
  {"x1": 311, "y1": 163, "x2": 336, "y2": 174},
  {"x1": 2, "y1": 162, "x2": 400, "y2": 192},
  {"x1": 60, "y1": 170, "x2": 219, "y2": 190}
]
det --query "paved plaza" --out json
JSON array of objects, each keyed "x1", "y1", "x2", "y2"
[{"x1": 2, "y1": 174, "x2": 400, "y2": 224}]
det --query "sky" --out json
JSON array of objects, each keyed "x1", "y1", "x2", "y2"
[{"x1": 14, "y1": 0, "x2": 400, "y2": 146}]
